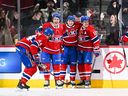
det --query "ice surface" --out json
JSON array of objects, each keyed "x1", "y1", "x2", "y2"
[{"x1": 0, "y1": 88, "x2": 128, "y2": 96}]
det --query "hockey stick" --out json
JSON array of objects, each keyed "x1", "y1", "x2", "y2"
[
  {"x1": 90, "y1": 55, "x2": 97, "y2": 80},
  {"x1": 86, "y1": 54, "x2": 97, "y2": 88},
  {"x1": 91, "y1": 34, "x2": 102, "y2": 74},
  {"x1": 120, "y1": 42, "x2": 128, "y2": 67},
  {"x1": 118, "y1": 18, "x2": 128, "y2": 67},
  {"x1": 76, "y1": 55, "x2": 97, "y2": 88}
]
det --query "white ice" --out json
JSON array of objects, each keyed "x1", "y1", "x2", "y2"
[{"x1": 0, "y1": 88, "x2": 128, "y2": 96}]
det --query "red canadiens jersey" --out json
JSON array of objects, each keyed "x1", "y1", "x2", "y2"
[
  {"x1": 122, "y1": 32, "x2": 128, "y2": 42},
  {"x1": 42, "y1": 22, "x2": 64, "y2": 54},
  {"x1": 63, "y1": 22, "x2": 81, "y2": 46},
  {"x1": 78, "y1": 25, "x2": 100, "y2": 51},
  {"x1": 30, "y1": 34, "x2": 48, "y2": 55},
  {"x1": 15, "y1": 35, "x2": 36, "y2": 51}
]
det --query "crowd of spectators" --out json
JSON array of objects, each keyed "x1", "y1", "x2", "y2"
[{"x1": 0, "y1": 0, "x2": 127, "y2": 45}]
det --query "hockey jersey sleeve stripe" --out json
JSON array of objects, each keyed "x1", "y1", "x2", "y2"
[
  {"x1": 31, "y1": 41, "x2": 39, "y2": 48},
  {"x1": 85, "y1": 36, "x2": 90, "y2": 40},
  {"x1": 91, "y1": 36, "x2": 99, "y2": 43}
]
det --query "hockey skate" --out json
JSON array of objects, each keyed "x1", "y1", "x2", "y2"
[
  {"x1": 17, "y1": 81, "x2": 30, "y2": 91},
  {"x1": 43, "y1": 80, "x2": 50, "y2": 89},
  {"x1": 55, "y1": 80, "x2": 64, "y2": 89},
  {"x1": 70, "y1": 81, "x2": 76, "y2": 88},
  {"x1": 76, "y1": 80, "x2": 85, "y2": 88},
  {"x1": 84, "y1": 80, "x2": 91, "y2": 88}
]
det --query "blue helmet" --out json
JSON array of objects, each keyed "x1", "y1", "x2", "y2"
[
  {"x1": 52, "y1": 12, "x2": 61, "y2": 19},
  {"x1": 44, "y1": 28, "x2": 54, "y2": 36},
  {"x1": 67, "y1": 15, "x2": 75, "y2": 22},
  {"x1": 80, "y1": 16, "x2": 90, "y2": 23}
]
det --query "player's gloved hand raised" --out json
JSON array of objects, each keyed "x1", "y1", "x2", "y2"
[
  {"x1": 33, "y1": 54, "x2": 40, "y2": 64},
  {"x1": 93, "y1": 47, "x2": 101, "y2": 57}
]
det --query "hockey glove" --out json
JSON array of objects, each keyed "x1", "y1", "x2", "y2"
[
  {"x1": 61, "y1": 46, "x2": 64, "y2": 53},
  {"x1": 33, "y1": 54, "x2": 40, "y2": 64},
  {"x1": 93, "y1": 47, "x2": 101, "y2": 57},
  {"x1": 38, "y1": 63, "x2": 47, "y2": 71}
]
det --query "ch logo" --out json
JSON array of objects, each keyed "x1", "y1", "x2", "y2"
[{"x1": 0, "y1": 58, "x2": 6, "y2": 67}]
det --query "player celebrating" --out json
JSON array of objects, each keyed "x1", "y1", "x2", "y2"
[
  {"x1": 77, "y1": 16, "x2": 100, "y2": 88},
  {"x1": 16, "y1": 34, "x2": 38, "y2": 90},
  {"x1": 60, "y1": 15, "x2": 80, "y2": 88},
  {"x1": 16, "y1": 28, "x2": 49, "y2": 90},
  {"x1": 39, "y1": 12, "x2": 64, "y2": 89}
]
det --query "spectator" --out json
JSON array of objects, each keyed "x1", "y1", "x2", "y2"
[
  {"x1": 74, "y1": 11, "x2": 82, "y2": 22},
  {"x1": 107, "y1": 0, "x2": 121, "y2": 16},
  {"x1": 0, "y1": 8, "x2": 5, "y2": 45},
  {"x1": 98, "y1": 12, "x2": 106, "y2": 31},
  {"x1": 86, "y1": 8, "x2": 95, "y2": 25},
  {"x1": 56, "y1": 0, "x2": 77, "y2": 12},
  {"x1": 22, "y1": 10, "x2": 43, "y2": 36},
  {"x1": 63, "y1": 2, "x2": 72, "y2": 22},
  {"x1": 41, "y1": 0, "x2": 56, "y2": 22},
  {"x1": 97, "y1": 12, "x2": 106, "y2": 44},
  {"x1": 106, "y1": 14, "x2": 119, "y2": 45},
  {"x1": 122, "y1": 0, "x2": 128, "y2": 30},
  {"x1": 34, "y1": 0, "x2": 47, "y2": 9},
  {"x1": 106, "y1": 0, "x2": 121, "y2": 45},
  {"x1": 0, "y1": 8, "x2": 14, "y2": 45},
  {"x1": 57, "y1": 2, "x2": 72, "y2": 22}
]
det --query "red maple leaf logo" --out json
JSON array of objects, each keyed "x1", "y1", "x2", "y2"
[{"x1": 107, "y1": 54, "x2": 123, "y2": 68}]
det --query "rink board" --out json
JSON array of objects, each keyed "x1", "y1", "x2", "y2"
[{"x1": 0, "y1": 45, "x2": 128, "y2": 88}]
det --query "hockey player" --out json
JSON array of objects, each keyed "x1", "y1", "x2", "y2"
[
  {"x1": 77, "y1": 16, "x2": 100, "y2": 88},
  {"x1": 16, "y1": 28, "x2": 49, "y2": 90},
  {"x1": 40, "y1": 12, "x2": 64, "y2": 88},
  {"x1": 16, "y1": 34, "x2": 37, "y2": 90},
  {"x1": 30, "y1": 26, "x2": 63, "y2": 88},
  {"x1": 60, "y1": 15, "x2": 81, "y2": 88}
]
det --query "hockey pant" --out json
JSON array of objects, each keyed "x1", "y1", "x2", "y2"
[
  {"x1": 40, "y1": 52, "x2": 61, "y2": 80},
  {"x1": 60, "y1": 46, "x2": 77, "y2": 81},
  {"x1": 78, "y1": 51, "x2": 93, "y2": 80},
  {"x1": 16, "y1": 46, "x2": 34, "y2": 68}
]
